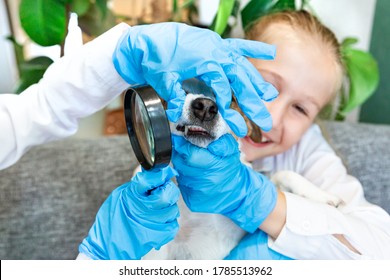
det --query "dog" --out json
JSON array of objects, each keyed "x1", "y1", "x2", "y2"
[{"x1": 138, "y1": 78, "x2": 343, "y2": 259}]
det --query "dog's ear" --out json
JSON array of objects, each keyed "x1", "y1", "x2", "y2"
[
  {"x1": 230, "y1": 96, "x2": 263, "y2": 143},
  {"x1": 161, "y1": 98, "x2": 167, "y2": 110}
]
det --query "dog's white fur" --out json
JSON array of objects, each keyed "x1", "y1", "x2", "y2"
[{"x1": 137, "y1": 93, "x2": 343, "y2": 260}]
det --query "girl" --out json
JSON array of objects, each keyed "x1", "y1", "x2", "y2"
[{"x1": 172, "y1": 10, "x2": 390, "y2": 259}]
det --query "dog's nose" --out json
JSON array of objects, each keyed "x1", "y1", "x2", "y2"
[{"x1": 191, "y1": 98, "x2": 218, "y2": 122}]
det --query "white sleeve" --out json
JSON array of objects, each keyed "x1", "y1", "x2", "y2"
[
  {"x1": 268, "y1": 125, "x2": 390, "y2": 259},
  {"x1": 0, "y1": 23, "x2": 131, "y2": 170}
]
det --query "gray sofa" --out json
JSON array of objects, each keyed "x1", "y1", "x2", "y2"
[{"x1": 0, "y1": 121, "x2": 389, "y2": 260}]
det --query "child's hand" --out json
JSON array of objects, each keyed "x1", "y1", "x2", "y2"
[
  {"x1": 171, "y1": 134, "x2": 277, "y2": 233},
  {"x1": 78, "y1": 166, "x2": 179, "y2": 260}
]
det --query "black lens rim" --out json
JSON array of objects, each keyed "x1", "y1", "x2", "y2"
[{"x1": 124, "y1": 86, "x2": 172, "y2": 170}]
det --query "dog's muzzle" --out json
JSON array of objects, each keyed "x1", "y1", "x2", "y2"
[{"x1": 171, "y1": 94, "x2": 229, "y2": 148}]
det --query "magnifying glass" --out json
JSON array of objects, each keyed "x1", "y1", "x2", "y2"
[
  {"x1": 123, "y1": 85, "x2": 172, "y2": 170},
  {"x1": 123, "y1": 78, "x2": 220, "y2": 170}
]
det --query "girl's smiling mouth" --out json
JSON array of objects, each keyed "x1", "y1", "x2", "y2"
[{"x1": 244, "y1": 134, "x2": 273, "y2": 148}]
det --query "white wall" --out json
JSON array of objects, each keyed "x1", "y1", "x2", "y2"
[
  {"x1": 0, "y1": 0, "x2": 18, "y2": 93},
  {"x1": 310, "y1": 0, "x2": 376, "y2": 51},
  {"x1": 308, "y1": 0, "x2": 377, "y2": 121},
  {"x1": 199, "y1": 0, "x2": 377, "y2": 52}
]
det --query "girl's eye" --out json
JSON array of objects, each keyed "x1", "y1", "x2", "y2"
[{"x1": 293, "y1": 104, "x2": 308, "y2": 116}]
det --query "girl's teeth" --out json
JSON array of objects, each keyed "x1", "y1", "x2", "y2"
[{"x1": 261, "y1": 136, "x2": 270, "y2": 143}]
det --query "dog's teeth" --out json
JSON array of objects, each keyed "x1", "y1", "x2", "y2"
[
  {"x1": 184, "y1": 125, "x2": 211, "y2": 137},
  {"x1": 188, "y1": 126, "x2": 207, "y2": 133}
]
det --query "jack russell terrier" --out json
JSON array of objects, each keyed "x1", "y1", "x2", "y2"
[{"x1": 137, "y1": 79, "x2": 343, "y2": 259}]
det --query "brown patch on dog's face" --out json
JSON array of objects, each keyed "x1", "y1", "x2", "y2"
[
  {"x1": 230, "y1": 96, "x2": 263, "y2": 144},
  {"x1": 160, "y1": 99, "x2": 168, "y2": 110},
  {"x1": 160, "y1": 95, "x2": 262, "y2": 144}
]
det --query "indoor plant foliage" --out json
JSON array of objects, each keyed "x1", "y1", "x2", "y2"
[
  {"x1": 11, "y1": 0, "x2": 111, "y2": 93},
  {"x1": 337, "y1": 37, "x2": 379, "y2": 120},
  {"x1": 18, "y1": 0, "x2": 110, "y2": 47}
]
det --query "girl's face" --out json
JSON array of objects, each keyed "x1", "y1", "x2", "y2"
[{"x1": 241, "y1": 25, "x2": 340, "y2": 161}]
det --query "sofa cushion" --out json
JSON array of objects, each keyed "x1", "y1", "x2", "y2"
[
  {"x1": 0, "y1": 135, "x2": 137, "y2": 260},
  {"x1": 321, "y1": 121, "x2": 390, "y2": 214}
]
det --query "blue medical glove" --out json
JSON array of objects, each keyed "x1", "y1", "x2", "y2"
[
  {"x1": 78, "y1": 166, "x2": 180, "y2": 260},
  {"x1": 113, "y1": 22, "x2": 278, "y2": 136},
  {"x1": 171, "y1": 134, "x2": 277, "y2": 233},
  {"x1": 225, "y1": 230, "x2": 293, "y2": 260}
]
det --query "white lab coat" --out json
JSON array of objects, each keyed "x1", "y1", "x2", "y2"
[
  {"x1": 0, "y1": 23, "x2": 130, "y2": 170},
  {"x1": 1, "y1": 23, "x2": 389, "y2": 260}
]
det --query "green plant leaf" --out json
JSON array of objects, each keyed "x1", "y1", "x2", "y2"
[
  {"x1": 6, "y1": 36, "x2": 25, "y2": 72},
  {"x1": 71, "y1": 0, "x2": 91, "y2": 17},
  {"x1": 15, "y1": 56, "x2": 54, "y2": 93},
  {"x1": 173, "y1": 0, "x2": 178, "y2": 14},
  {"x1": 181, "y1": 0, "x2": 196, "y2": 9},
  {"x1": 95, "y1": 0, "x2": 108, "y2": 19},
  {"x1": 340, "y1": 48, "x2": 379, "y2": 114},
  {"x1": 211, "y1": 0, "x2": 235, "y2": 35},
  {"x1": 341, "y1": 37, "x2": 359, "y2": 49},
  {"x1": 273, "y1": 0, "x2": 296, "y2": 11},
  {"x1": 241, "y1": 0, "x2": 296, "y2": 31},
  {"x1": 19, "y1": 0, "x2": 67, "y2": 46},
  {"x1": 78, "y1": 4, "x2": 116, "y2": 37}
]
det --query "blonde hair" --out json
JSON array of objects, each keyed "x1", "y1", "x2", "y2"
[{"x1": 246, "y1": 10, "x2": 344, "y2": 110}]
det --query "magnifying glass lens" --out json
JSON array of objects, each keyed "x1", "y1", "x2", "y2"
[
  {"x1": 124, "y1": 86, "x2": 172, "y2": 170},
  {"x1": 133, "y1": 94, "x2": 155, "y2": 167}
]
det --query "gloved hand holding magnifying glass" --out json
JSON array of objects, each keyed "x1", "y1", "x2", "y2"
[{"x1": 78, "y1": 166, "x2": 179, "y2": 260}]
